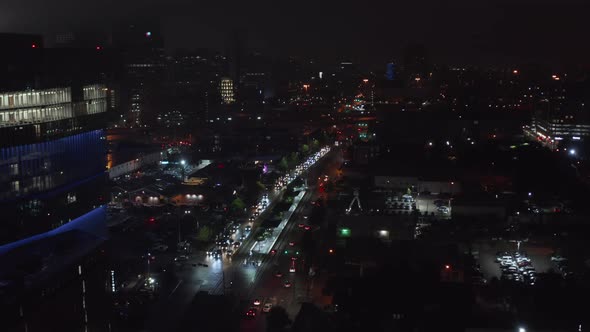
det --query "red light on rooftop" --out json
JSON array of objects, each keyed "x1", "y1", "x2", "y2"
[
  {"x1": 31, "y1": 43, "x2": 37, "y2": 48},
  {"x1": 445, "y1": 265, "x2": 451, "y2": 270},
  {"x1": 96, "y1": 46, "x2": 101, "y2": 50},
  {"x1": 513, "y1": 69, "x2": 519, "y2": 74}
]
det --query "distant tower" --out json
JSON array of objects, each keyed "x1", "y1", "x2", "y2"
[
  {"x1": 220, "y1": 77, "x2": 235, "y2": 104},
  {"x1": 228, "y1": 29, "x2": 245, "y2": 84},
  {"x1": 403, "y1": 43, "x2": 430, "y2": 81},
  {"x1": 386, "y1": 63, "x2": 395, "y2": 80}
]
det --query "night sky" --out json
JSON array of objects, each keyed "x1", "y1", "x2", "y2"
[{"x1": 1, "y1": 0, "x2": 589, "y2": 64}]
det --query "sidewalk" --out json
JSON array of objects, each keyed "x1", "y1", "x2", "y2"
[{"x1": 251, "y1": 190, "x2": 307, "y2": 255}]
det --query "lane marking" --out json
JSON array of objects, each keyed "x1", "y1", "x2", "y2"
[{"x1": 168, "y1": 280, "x2": 183, "y2": 298}]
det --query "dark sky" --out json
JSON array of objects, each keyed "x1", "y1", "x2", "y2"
[{"x1": 1, "y1": 0, "x2": 589, "y2": 64}]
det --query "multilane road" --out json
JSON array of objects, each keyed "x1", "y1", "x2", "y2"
[{"x1": 142, "y1": 147, "x2": 342, "y2": 332}]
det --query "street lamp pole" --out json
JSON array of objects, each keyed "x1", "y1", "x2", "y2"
[
  {"x1": 178, "y1": 213, "x2": 182, "y2": 244},
  {"x1": 222, "y1": 256, "x2": 226, "y2": 295},
  {"x1": 147, "y1": 252, "x2": 151, "y2": 280},
  {"x1": 180, "y1": 159, "x2": 187, "y2": 182}
]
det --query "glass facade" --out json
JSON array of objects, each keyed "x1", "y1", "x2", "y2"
[
  {"x1": 0, "y1": 84, "x2": 109, "y2": 245},
  {"x1": 0, "y1": 85, "x2": 107, "y2": 127},
  {"x1": 0, "y1": 130, "x2": 108, "y2": 245},
  {"x1": 0, "y1": 130, "x2": 106, "y2": 199},
  {"x1": 0, "y1": 87, "x2": 71, "y2": 110},
  {"x1": 0, "y1": 130, "x2": 108, "y2": 244}
]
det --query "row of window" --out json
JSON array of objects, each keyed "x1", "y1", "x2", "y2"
[
  {"x1": 0, "y1": 100, "x2": 107, "y2": 126},
  {"x1": 0, "y1": 104, "x2": 73, "y2": 126},
  {"x1": 0, "y1": 88, "x2": 72, "y2": 110},
  {"x1": 83, "y1": 85, "x2": 108, "y2": 100},
  {"x1": 0, "y1": 85, "x2": 107, "y2": 111}
]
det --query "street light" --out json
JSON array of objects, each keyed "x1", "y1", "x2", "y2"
[{"x1": 180, "y1": 160, "x2": 187, "y2": 181}]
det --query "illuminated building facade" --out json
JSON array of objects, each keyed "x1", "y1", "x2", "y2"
[
  {"x1": 0, "y1": 85, "x2": 109, "y2": 245},
  {"x1": 0, "y1": 32, "x2": 112, "y2": 332},
  {"x1": 533, "y1": 115, "x2": 590, "y2": 141},
  {"x1": 220, "y1": 77, "x2": 235, "y2": 104},
  {"x1": 529, "y1": 101, "x2": 590, "y2": 149}
]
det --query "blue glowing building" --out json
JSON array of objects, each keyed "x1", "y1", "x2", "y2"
[
  {"x1": 386, "y1": 62, "x2": 395, "y2": 81},
  {"x1": 0, "y1": 32, "x2": 114, "y2": 332},
  {"x1": 0, "y1": 85, "x2": 109, "y2": 245}
]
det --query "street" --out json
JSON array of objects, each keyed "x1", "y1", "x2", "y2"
[{"x1": 133, "y1": 146, "x2": 343, "y2": 331}]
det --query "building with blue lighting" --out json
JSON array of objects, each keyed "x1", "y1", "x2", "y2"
[
  {"x1": 0, "y1": 34, "x2": 113, "y2": 332},
  {"x1": 0, "y1": 85, "x2": 109, "y2": 245}
]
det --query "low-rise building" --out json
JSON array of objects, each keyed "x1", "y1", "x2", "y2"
[
  {"x1": 337, "y1": 214, "x2": 415, "y2": 244},
  {"x1": 451, "y1": 195, "x2": 508, "y2": 220}
]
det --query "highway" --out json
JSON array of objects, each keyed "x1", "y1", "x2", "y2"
[{"x1": 239, "y1": 147, "x2": 343, "y2": 331}]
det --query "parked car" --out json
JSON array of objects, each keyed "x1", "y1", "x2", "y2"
[
  {"x1": 152, "y1": 244, "x2": 168, "y2": 252},
  {"x1": 551, "y1": 255, "x2": 567, "y2": 262}
]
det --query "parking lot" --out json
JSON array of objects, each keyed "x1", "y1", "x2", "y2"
[
  {"x1": 473, "y1": 240, "x2": 554, "y2": 283},
  {"x1": 415, "y1": 194, "x2": 451, "y2": 219}
]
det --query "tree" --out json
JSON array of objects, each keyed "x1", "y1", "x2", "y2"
[
  {"x1": 256, "y1": 181, "x2": 266, "y2": 191},
  {"x1": 321, "y1": 130, "x2": 334, "y2": 145},
  {"x1": 230, "y1": 197, "x2": 246, "y2": 211},
  {"x1": 196, "y1": 225, "x2": 212, "y2": 242},
  {"x1": 288, "y1": 152, "x2": 300, "y2": 168},
  {"x1": 300, "y1": 144, "x2": 310, "y2": 155},
  {"x1": 266, "y1": 306, "x2": 291, "y2": 332},
  {"x1": 278, "y1": 157, "x2": 289, "y2": 171},
  {"x1": 311, "y1": 139, "x2": 320, "y2": 151}
]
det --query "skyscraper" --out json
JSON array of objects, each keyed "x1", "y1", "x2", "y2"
[
  {"x1": 220, "y1": 77, "x2": 235, "y2": 104},
  {"x1": 0, "y1": 34, "x2": 111, "y2": 330},
  {"x1": 0, "y1": 36, "x2": 110, "y2": 246},
  {"x1": 112, "y1": 21, "x2": 166, "y2": 127},
  {"x1": 386, "y1": 62, "x2": 395, "y2": 80}
]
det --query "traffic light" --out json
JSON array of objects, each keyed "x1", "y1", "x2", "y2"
[
  {"x1": 328, "y1": 249, "x2": 334, "y2": 254},
  {"x1": 296, "y1": 251, "x2": 299, "y2": 255},
  {"x1": 284, "y1": 250, "x2": 288, "y2": 254}
]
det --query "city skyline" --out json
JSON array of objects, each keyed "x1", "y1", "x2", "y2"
[
  {"x1": 2, "y1": 2, "x2": 590, "y2": 332},
  {"x1": 1, "y1": 0, "x2": 589, "y2": 64}
]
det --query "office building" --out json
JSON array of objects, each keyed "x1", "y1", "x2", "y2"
[
  {"x1": 386, "y1": 62, "x2": 395, "y2": 80},
  {"x1": 530, "y1": 101, "x2": 590, "y2": 147},
  {"x1": 112, "y1": 22, "x2": 166, "y2": 127},
  {"x1": 0, "y1": 33, "x2": 111, "y2": 331},
  {"x1": 220, "y1": 77, "x2": 235, "y2": 104},
  {"x1": 0, "y1": 84, "x2": 109, "y2": 245}
]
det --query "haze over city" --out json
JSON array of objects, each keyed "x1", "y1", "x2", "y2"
[{"x1": 1, "y1": 1, "x2": 590, "y2": 332}]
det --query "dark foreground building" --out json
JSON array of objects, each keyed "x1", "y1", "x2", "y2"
[{"x1": 0, "y1": 33, "x2": 112, "y2": 331}]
